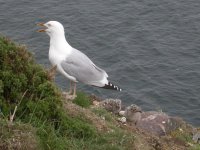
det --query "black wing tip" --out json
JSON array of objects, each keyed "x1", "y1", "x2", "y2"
[{"x1": 102, "y1": 82, "x2": 122, "y2": 91}]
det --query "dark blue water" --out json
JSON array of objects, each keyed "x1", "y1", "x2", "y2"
[{"x1": 0, "y1": 0, "x2": 200, "y2": 126}]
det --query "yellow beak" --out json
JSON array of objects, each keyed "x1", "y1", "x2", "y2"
[{"x1": 37, "y1": 22, "x2": 46, "y2": 32}]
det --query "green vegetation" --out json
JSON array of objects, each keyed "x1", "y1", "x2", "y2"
[
  {"x1": 169, "y1": 126, "x2": 200, "y2": 150},
  {"x1": 0, "y1": 36, "x2": 199, "y2": 150},
  {"x1": 73, "y1": 92, "x2": 92, "y2": 108},
  {"x1": 191, "y1": 145, "x2": 200, "y2": 150},
  {"x1": 92, "y1": 107, "x2": 114, "y2": 122},
  {"x1": 0, "y1": 37, "x2": 136, "y2": 149},
  {"x1": 0, "y1": 119, "x2": 38, "y2": 150}
]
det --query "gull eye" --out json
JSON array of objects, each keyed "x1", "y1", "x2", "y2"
[{"x1": 47, "y1": 23, "x2": 51, "y2": 27}]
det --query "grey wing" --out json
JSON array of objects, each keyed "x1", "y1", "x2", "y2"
[{"x1": 61, "y1": 49, "x2": 108, "y2": 86}]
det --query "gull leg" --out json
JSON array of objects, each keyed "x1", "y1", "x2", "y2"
[
  {"x1": 73, "y1": 82, "x2": 76, "y2": 97},
  {"x1": 69, "y1": 82, "x2": 77, "y2": 99},
  {"x1": 67, "y1": 80, "x2": 73, "y2": 95},
  {"x1": 70, "y1": 81, "x2": 73, "y2": 94},
  {"x1": 65, "y1": 81, "x2": 76, "y2": 100}
]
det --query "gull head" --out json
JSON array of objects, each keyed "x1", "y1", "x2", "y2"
[{"x1": 37, "y1": 21, "x2": 65, "y2": 38}]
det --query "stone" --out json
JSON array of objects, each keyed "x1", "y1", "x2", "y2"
[
  {"x1": 118, "y1": 117, "x2": 127, "y2": 123},
  {"x1": 122, "y1": 104, "x2": 183, "y2": 136},
  {"x1": 193, "y1": 131, "x2": 200, "y2": 144},
  {"x1": 123, "y1": 104, "x2": 142, "y2": 124},
  {"x1": 100, "y1": 99, "x2": 121, "y2": 114},
  {"x1": 119, "y1": 111, "x2": 125, "y2": 116}
]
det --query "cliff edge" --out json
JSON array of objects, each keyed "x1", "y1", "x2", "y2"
[{"x1": 0, "y1": 37, "x2": 199, "y2": 150}]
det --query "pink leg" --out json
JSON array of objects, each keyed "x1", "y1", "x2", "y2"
[
  {"x1": 66, "y1": 80, "x2": 73, "y2": 95},
  {"x1": 73, "y1": 82, "x2": 76, "y2": 97}
]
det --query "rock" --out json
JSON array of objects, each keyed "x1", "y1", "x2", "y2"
[
  {"x1": 136, "y1": 112, "x2": 170, "y2": 136},
  {"x1": 122, "y1": 104, "x2": 183, "y2": 136},
  {"x1": 119, "y1": 111, "x2": 125, "y2": 116},
  {"x1": 164, "y1": 117, "x2": 185, "y2": 134},
  {"x1": 123, "y1": 104, "x2": 142, "y2": 124},
  {"x1": 193, "y1": 131, "x2": 200, "y2": 144},
  {"x1": 117, "y1": 117, "x2": 127, "y2": 124},
  {"x1": 100, "y1": 101, "x2": 188, "y2": 136},
  {"x1": 100, "y1": 99, "x2": 121, "y2": 114},
  {"x1": 92, "y1": 100, "x2": 100, "y2": 106}
]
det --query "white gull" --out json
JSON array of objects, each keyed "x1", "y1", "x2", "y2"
[{"x1": 37, "y1": 21, "x2": 121, "y2": 98}]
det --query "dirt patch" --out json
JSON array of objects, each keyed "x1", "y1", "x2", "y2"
[
  {"x1": 0, "y1": 121, "x2": 38, "y2": 150},
  {"x1": 62, "y1": 99, "x2": 110, "y2": 132}
]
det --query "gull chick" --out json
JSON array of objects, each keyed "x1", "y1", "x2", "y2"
[{"x1": 37, "y1": 21, "x2": 121, "y2": 98}]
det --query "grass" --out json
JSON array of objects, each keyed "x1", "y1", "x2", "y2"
[
  {"x1": 73, "y1": 92, "x2": 92, "y2": 108},
  {"x1": 0, "y1": 37, "x2": 96, "y2": 149},
  {"x1": 0, "y1": 36, "x2": 136, "y2": 149},
  {"x1": 190, "y1": 145, "x2": 200, "y2": 150},
  {"x1": 92, "y1": 107, "x2": 115, "y2": 122},
  {"x1": 0, "y1": 119, "x2": 38, "y2": 150}
]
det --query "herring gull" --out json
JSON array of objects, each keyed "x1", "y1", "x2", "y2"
[{"x1": 37, "y1": 21, "x2": 121, "y2": 98}]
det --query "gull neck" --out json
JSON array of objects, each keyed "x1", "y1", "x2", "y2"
[{"x1": 50, "y1": 33, "x2": 71, "y2": 48}]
